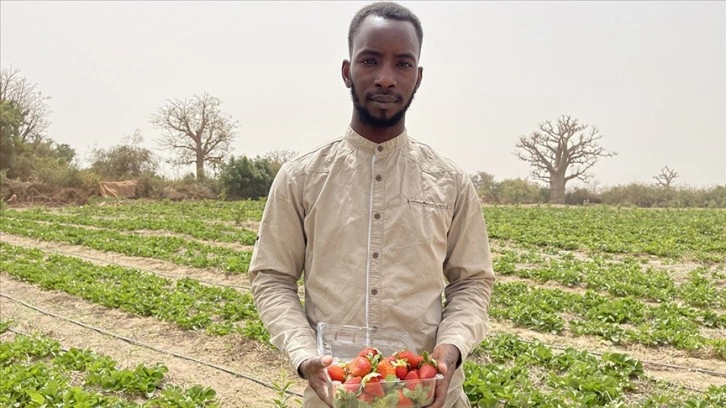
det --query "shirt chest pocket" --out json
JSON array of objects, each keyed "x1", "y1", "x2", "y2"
[{"x1": 386, "y1": 194, "x2": 452, "y2": 251}]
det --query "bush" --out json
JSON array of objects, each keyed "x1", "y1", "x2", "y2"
[{"x1": 218, "y1": 156, "x2": 276, "y2": 200}]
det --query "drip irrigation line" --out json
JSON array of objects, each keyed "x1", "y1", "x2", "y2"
[{"x1": 0, "y1": 292, "x2": 303, "y2": 399}]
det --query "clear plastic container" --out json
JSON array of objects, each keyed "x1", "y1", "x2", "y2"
[
  {"x1": 317, "y1": 322, "x2": 416, "y2": 358},
  {"x1": 317, "y1": 323, "x2": 442, "y2": 408}
]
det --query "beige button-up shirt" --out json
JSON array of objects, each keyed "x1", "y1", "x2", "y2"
[{"x1": 249, "y1": 128, "x2": 495, "y2": 407}]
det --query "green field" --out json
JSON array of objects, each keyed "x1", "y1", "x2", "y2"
[{"x1": 1, "y1": 201, "x2": 724, "y2": 407}]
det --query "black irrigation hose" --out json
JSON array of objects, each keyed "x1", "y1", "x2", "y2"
[{"x1": 0, "y1": 292, "x2": 303, "y2": 399}]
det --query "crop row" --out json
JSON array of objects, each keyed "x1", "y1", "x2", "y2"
[
  {"x1": 483, "y1": 206, "x2": 726, "y2": 261},
  {"x1": 0, "y1": 330, "x2": 218, "y2": 407},
  {"x1": 11, "y1": 203, "x2": 724, "y2": 262},
  {"x1": 44, "y1": 199, "x2": 266, "y2": 224},
  {"x1": 0, "y1": 243, "x2": 268, "y2": 341},
  {"x1": 494, "y1": 249, "x2": 725, "y2": 308},
  {"x1": 4, "y1": 208, "x2": 257, "y2": 245},
  {"x1": 465, "y1": 333, "x2": 726, "y2": 407},
  {"x1": 490, "y1": 281, "x2": 726, "y2": 359},
  {"x1": 0, "y1": 217, "x2": 251, "y2": 273}
]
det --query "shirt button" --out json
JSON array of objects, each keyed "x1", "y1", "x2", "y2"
[
  {"x1": 372, "y1": 252, "x2": 379, "y2": 258},
  {"x1": 377, "y1": 145, "x2": 384, "y2": 152},
  {"x1": 375, "y1": 175, "x2": 382, "y2": 181},
  {"x1": 371, "y1": 288, "x2": 378, "y2": 295},
  {"x1": 374, "y1": 212, "x2": 381, "y2": 220}
]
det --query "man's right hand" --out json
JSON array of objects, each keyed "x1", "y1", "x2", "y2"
[{"x1": 299, "y1": 355, "x2": 334, "y2": 407}]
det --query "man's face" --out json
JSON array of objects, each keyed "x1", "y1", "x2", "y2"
[{"x1": 344, "y1": 16, "x2": 423, "y2": 129}]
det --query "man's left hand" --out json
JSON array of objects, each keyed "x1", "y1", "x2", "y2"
[{"x1": 425, "y1": 343, "x2": 460, "y2": 408}]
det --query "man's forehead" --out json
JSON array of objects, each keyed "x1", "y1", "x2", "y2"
[{"x1": 352, "y1": 15, "x2": 420, "y2": 56}]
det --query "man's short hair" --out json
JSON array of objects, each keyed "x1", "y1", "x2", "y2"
[{"x1": 348, "y1": 2, "x2": 423, "y2": 55}]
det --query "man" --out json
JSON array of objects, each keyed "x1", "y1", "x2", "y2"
[{"x1": 249, "y1": 2, "x2": 495, "y2": 407}]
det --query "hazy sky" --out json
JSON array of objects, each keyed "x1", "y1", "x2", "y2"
[{"x1": 2, "y1": 1, "x2": 724, "y2": 187}]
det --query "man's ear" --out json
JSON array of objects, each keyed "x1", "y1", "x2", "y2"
[
  {"x1": 342, "y1": 60, "x2": 352, "y2": 88},
  {"x1": 414, "y1": 66, "x2": 424, "y2": 93}
]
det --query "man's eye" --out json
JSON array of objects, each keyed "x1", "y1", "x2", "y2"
[
  {"x1": 361, "y1": 59, "x2": 377, "y2": 65},
  {"x1": 399, "y1": 61, "x2": 413, "y2": 68}
]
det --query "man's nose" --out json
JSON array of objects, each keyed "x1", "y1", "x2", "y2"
[{"x1": 374, "y1": 65, "x2": 396, "y2": 88}]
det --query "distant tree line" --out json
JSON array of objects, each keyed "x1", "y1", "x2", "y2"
[{"x1": 1, "y1": 67, "x2": 724, "y2": 208}]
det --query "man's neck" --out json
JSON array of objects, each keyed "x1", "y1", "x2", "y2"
[{"x1": 350, "y1": 118, "x2": 406, "y2": 144}]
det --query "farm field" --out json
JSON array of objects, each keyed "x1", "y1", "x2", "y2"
[{"x1": 1, "y1": 200, "x2": 725, "y2": 407}]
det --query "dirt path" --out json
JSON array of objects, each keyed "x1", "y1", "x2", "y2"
[{"x1": 0, "y1": 275, "x2": 306, "y2": 407}]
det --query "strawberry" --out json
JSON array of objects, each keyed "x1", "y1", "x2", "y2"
[
  {"x1": 357, "y1": 392, "x2": 375, "y2": 404},
  {"x1": 396, "y1": 388, "x2": 414, "y2": 407},
  {"x1": 403, "y1": 369, "x2": 420, "y2": 390},
  {"x1": 327, "y1": 364, "x2": 347, "y2": 382},
  {"x1": 396, "y1": 349, "x2": 423, "y2": 369},
  {"x1": 392, "y1": 359, "x2": 409, "y2": 380},
  {"x1": 418, "y1": 351, "x2": 438, "y2": 379},
  {"x1": 362, "y1": 375, "x2": 385, "y2": 398},
  {"x1": 409, "y1": 353, "x2": 424, "y2": 369},
  {"x1": 358, "y1": 346, "x2": 380, "y2": 359},
  {"x1": 341, "y1": 376, "x2": 362, "y2": 393},
  {"x1": 375, "y1": 359, "x2": 396, "y2": 379},
  {"x1": 347, "y1": 355, "x2": 372, "y2": 377}
]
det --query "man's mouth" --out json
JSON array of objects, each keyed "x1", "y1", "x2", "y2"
[{"x1": 370, "y1": 95, "x2": 398, "y2": 103}]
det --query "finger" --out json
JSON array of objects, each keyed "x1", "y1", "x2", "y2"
[{"x1": 320, "y1": 354, "x2": 333, "y2": 366}]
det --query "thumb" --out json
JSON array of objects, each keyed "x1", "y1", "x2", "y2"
[
  {"x1": 437, "y1": 361, "x2": 449, "y2": 375},
  {"x1": 320, "y1": 355, "x2": 334, "y2": 367}
]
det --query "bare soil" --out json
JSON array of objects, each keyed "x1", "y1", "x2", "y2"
[{"x1": 0, "y1": 275, "x2": 306, "y2": 407}]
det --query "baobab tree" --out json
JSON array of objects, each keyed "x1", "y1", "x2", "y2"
[
  {"x1": 151, "y1": 93, "x2": 237, "y2": 180},
  {"x1": 653, "y1": 166, "x2": 679, "y2": 188},
  {"x1": 515, "y1": 115, "x2": 616, "y2": 204}
]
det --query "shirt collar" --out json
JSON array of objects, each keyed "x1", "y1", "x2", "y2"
[{"x1": 344, "y1": 127, "x2": 409, "y2": 157}]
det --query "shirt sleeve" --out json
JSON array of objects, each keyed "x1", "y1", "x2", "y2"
[
  {"x1": 435, "y1": 173, "x2": 496, "y2": 360},
  {"x1": 248, "y1": 164, "x2": 318, "y2": 374}
]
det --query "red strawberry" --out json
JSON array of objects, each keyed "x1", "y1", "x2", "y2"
[
  {"x1": 403, "y1": 369, "x2": 420, "y2": 390},
  {"x1": 327, "y1": 364, "x2": 347, "y2": 382},
  {"x1": 347, "y1": 355, "x2": 372, "y2": 377},
  {"x1": 392, "y1": 359, "x2": 409, "y2": 380},
  {"x1": 396, "y1": 388, "x2": 414, "y2": 407},
  {"x1": 342, "y1": 376, "x2": 362, "y2": 392},
  {"x1": 358, "y1": 346, "x2": 380, "y2": 359},
  {"x1": 395, "y1": 350, "x2": 417, "y2": 367},
  {"x1": 362, "y1": 375, "x2": 385, "y2": 398},
  {"x1": 409, "y1": 353, "x2": 424, "y2": 369},
  {"x1": 418, "y1": 351, "x2": 438, "y2": 379},
  {"x1": 358, "y1": 392, "x2": 375, "y2": 403}
]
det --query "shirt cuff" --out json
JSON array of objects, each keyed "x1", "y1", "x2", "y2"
[{"x1": 286, "y1": 333, "x2": 319, "y2": 379}]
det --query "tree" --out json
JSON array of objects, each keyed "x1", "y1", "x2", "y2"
[
  {"x1": 90, "y1": 130, "x2": 158, "y2": 179},
  {"x1": 0, "y1": 99, "x2": 23, "y2": 172},
  {"x1": 653, "y1": 166, "x2": 678, "y2": 188},
  {"x1": 0, "y1": 67, "x2": 51, "y2": 147},
  {"x1": 263, "y1": 149, "x2": 298, "y2": 173},
  {"x1": 218, "y1": 155, "x2": 276, "y2": 200},
  {"x1": 470, "y1": 171, "x2": 496, "y2": 203},
  {"x1": 151, "y1": 93, "x2": 237, "y2": 180},
  {"x1": 515, "y1": 115, "x2": 616, "y2": 204}
]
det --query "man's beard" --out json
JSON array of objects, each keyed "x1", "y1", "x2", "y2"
[{"x1": 350, "y1": 82, "x2": 416, "y2": 129}]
